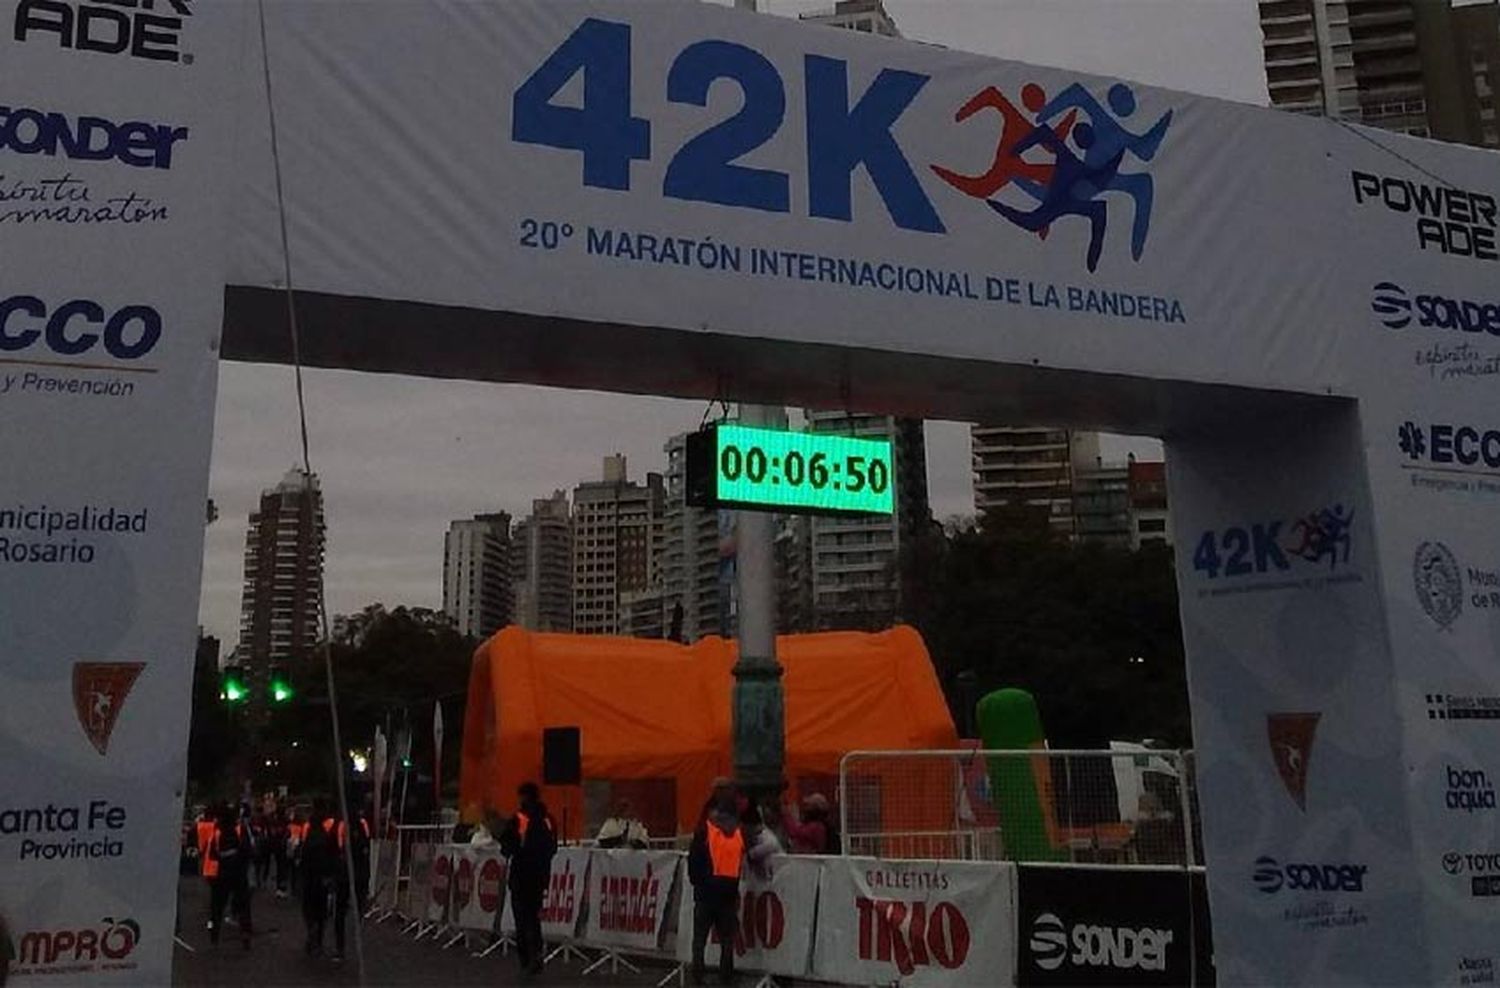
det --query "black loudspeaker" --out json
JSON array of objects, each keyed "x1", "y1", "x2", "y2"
[{"x1": 542, "y1": 727, "x2": 581, "y2": 786}]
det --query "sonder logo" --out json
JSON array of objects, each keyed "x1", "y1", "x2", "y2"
[
  {"x1": 1027, "y1": 911, "x2": 1174, "y2": 973},
  {"x1": 13, "y1": 0, "x2": 194, "y2": 64},
  {"x1": 1373, "y1": 282, "x2": 1412, "y2": 328},
  {"x1": 1253, "y1": 856, "x2": 1367, "y2": 894},
  {"x1": 0, "y1": 105, "x2": 187, "y2": 169},
  {"x1": 1029, "y1": 913, "x2": 1068, "y2": 971},
  {"x1": 1371, "y1": 282, "x2": 1500, "y2": 335}
]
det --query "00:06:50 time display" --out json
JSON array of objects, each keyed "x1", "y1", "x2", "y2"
[{"x1": 719, "y1": 444, "x2": 890, "y2": 494}]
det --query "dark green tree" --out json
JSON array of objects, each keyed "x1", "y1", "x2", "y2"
[{"x1": 904, "y1": 508, "x2": 1192, "y2": 748}]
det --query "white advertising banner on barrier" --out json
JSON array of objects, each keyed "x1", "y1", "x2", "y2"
[
  {"x1": 427, "y1": 846, "x2": 455, "y2": 925},
  {"x1": 812, "y1": 856, "x2": 1016, "y2": 987},
  {"x1": 501, "y1": 847, "x2": 591, "y2": 940},
  {"x1": 453, "y1": 846, "x2": 507, "y2": 933},
  {"x1": 675, "y1": 856, "x2": 821, "y2": 980},
  {"x1": 406, "y1": 843, "x2": 434, "y2": 921},
  {"x1": 0, "y1": 1, "x2": 236, "y2": 983},
  {"x1": 585, "y1": 849, "x2": 681, "y2": 953}
]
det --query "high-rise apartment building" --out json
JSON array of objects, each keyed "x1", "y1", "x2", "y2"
[
  {"x1": 801, "y1": 0, "x2": 901, "y2": 37},
  {"x1": 971, "y1": 427, "x2": 1101, "y2": 536},
  {"x1": 1260, "y1": 0, "x2": 1500, "y2": 148},
  {"x1": 572, "y1": 456, "x2": 666, "y2": 635},
  {"x1": 512, "y1": 490, "x2": 573, "y2": 632},
  {"x1": 800, "y1": 411, "x2": 930, "y2": 630},
  {"x1": 442, "y1": 512, "x2": 513, "y2": 639},
  {"x1": 1128, "y1": 460, "x2": 1172, "y2": 549},
  {"x1": 662, "y1": 432, "x2": 733, "y2": 641},
  {"x1": 236, "y1": 468, "x2": 325, "y2": 723}
]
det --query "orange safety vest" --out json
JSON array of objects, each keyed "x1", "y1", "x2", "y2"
[
  {"x1": 202, "y1": 823, "x2": 247, "y2": 880},
  {"x1": 196, "y1": 819, "x2": 216, "y2": 876},
  {"x1": 707, "y1": 826, "x2": 744, "y2": 880},
  {"x1": 335, "y1": 818, "x2": 370, "y2": 848}
]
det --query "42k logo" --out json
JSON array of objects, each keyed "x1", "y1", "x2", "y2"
[{"x1": 1193, "y1": 505, "x2": 1353, "y2": 580}]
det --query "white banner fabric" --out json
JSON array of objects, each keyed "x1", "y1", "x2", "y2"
[
  {"x1": 499, "y1": 846, "x2": 591, "y2": 941},
  {"x1": 0, "y1": 0, "x2": 237, "y2": 983},
  {"x1": 584, "y1": 848, "x2": 681, "y2": 953},
  {"x1": 675, "y1": 855, "x2": 821, "y2": 980},
  {"x1": 453, "y1": 845, "x2": 507, "y2": 933},
  {"x1": 426, "y1": 846, "x2": 455, "y2": 925},
  {"x1": 405, "y1": 843, "x2": 434, "y2": 920},
  {"x1": 812, "y1": 856, "x2": 1015, "y2": 987},
  {"x1": 370, "y1": 840, "x2": 398, "y2": 912}
]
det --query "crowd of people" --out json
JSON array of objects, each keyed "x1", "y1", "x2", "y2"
[
  {"x1": 192, "y1": 799, "x2": 372, "y2": 963},
  {"x1": 188, "y1": 781, "x2": 835, "y2": 983}
]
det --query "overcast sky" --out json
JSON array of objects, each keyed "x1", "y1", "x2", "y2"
[{"x1": 197, "y1": 0, "x2": 1269, "y2": 649}]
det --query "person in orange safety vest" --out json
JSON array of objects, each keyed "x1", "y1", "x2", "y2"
[
  {"x1": 688, "y1": 778, "x2": 744, "y2": 986},
  {"x1": 499, "y1": 782, "x2": 557, "y2": 977}
]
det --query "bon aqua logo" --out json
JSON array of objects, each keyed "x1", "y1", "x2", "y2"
[{"x1": 931, "y1": 80, "x2": 1173, "y2": 272}]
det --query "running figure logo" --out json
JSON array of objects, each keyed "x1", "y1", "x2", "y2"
[
  {"x1": 933, "y1": 81, "x2": 1173, "y2": 272},
  {"x1": 72, "y1": 662, "x2": 146, "y2": 756}
]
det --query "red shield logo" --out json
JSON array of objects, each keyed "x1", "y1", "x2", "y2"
[
  {"x1": 1267, "y1": 712, "x2": 1320, "y2": 811},
  {"x1": 478, "y1": 857, "x2": 505, "y2": 913},
  {"x1": 454, "y1": 856, "x2": 475, "y2": 910},
  {"x1": 72, "y1": 663, "x2": 146, "y2": 755}
]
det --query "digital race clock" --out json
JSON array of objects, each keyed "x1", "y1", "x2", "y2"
[{"x1": 685, "y1": 422, "x2": 895, "y2": 516}]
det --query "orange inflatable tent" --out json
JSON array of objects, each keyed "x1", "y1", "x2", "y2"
[{"x1": 459, "y1": 625, "x2": 958, "y2": 838}]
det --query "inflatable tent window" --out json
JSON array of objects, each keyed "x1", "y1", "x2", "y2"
[{"x1": 460, "y1": 625, "x2": 959, "y2": 838}]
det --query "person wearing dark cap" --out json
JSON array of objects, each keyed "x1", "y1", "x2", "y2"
[
  {"x1": 688, "y1": 779, "x2": 743, "y2": 986},
  {"x1": 499, "y1": 782, "x2": 557, "y2": 977}
]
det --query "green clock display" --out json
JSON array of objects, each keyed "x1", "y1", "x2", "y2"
[{"x1": 686, "y1": 423, "x2": 895, "y2": 516}]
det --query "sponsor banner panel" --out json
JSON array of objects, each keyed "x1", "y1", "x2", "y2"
[
  {"x1": 0, "y1": 0, "x2": 237, "y2": 982},
  {"x1": 585, "y1": 849, "x2": 680, "y2": 953},
  {"x1": 427, "y1": 847, "x2": 456, "y2": 925},
  {"x1": 674, "y1": 856, "x2": 820, "y2": 980},
  {"x1": 233, "y1": 0, "x2": 1361, "y2": 396},
  {"x1": 499, "y1": 847, "x2": 591, "y2": 940},
  {"x1": 1016, "y1": 866, "x2": 1212, "y2": 986},
  {"x1": 453, "y1": 846, "x2": 507, "y2": 933},
  {"x1": 1167, "y1": 411, "x2": 1427, "y2": 985},
  {"x1": 405, "y1": 843, "x2": 434, "y2": 920},
  {"x1": 811, "y1": 856, "x2": 1015, "y2": 987}
]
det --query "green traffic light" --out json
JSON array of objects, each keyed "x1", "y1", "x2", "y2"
[
  {"x1": 223, "y1": 679, "x2": 246, "y2": 703},
  {"x1": 271, "y1": 680, "x2": 293, "y2": 703}
]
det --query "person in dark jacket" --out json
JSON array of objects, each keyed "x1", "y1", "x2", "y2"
[
  {"x1": 499, "y1": 782, "x2": 557, "y2": 977},
  {"x1": 206, "y1": 807, "x2": 253, "y2": 948},
  {"x1": 300, "y1": 801, "x2": 338, "y2": 958},
  {"x1": 688, "y1": 779, "x2": 743, "y2": 986}
]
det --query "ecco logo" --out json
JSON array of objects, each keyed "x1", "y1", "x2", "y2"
[
  {"x1": 0, "y1": 106, "x2": 187, "y2": 169},
  {"x1": 0, "y1": 296, "x2": 161, "y2": 360},
  {"x1": 1028, "y1": 912, "x2": 1173, "y2": 973},
  {"x1": 1399, "y1": 421, "x2": 1500, "y2": 471},
  {"x1": 1371, "y1": 282, "x2": 1500, "y2": 335},
  {"x1": 1253, "y1": 856, "x2": 1367, "y2": 894},
  {"x1": 13, "y1": 0, "x2": 193, "y2": 64}
]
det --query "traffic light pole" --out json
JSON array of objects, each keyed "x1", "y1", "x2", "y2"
[{"x1": 733, "y1": 403, "x2": 786, "y2": 809}]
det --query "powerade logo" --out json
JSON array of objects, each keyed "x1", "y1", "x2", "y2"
[
  {"x1": 510, "y1": 19, "x2": 1174, "y2": 273},
  {"x1": 1253, "y1": 856, "x2": 1367, "y2": 894},
  {"x1": 1352, "y1": 171, "x2": 1498, "y2": 263},
  {"x1": 0, "y1": 105, "x2": 187, "y2": 169},
  {"x1": 1372, "y1": 282, "x2": 1500, "y2": 334},
  {"x1": 1028, "y1": 912, "x2": 1174, "y2": 974},
  {"x1": 0, "y1": 295, "x2": 161, "y2": 364},
  {"x1": 13, "y1": 0, "x2": 194, "y2": 64},
  {"x1": 1399, "y1": 422, "x2": 1500, "y2": 474}
]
